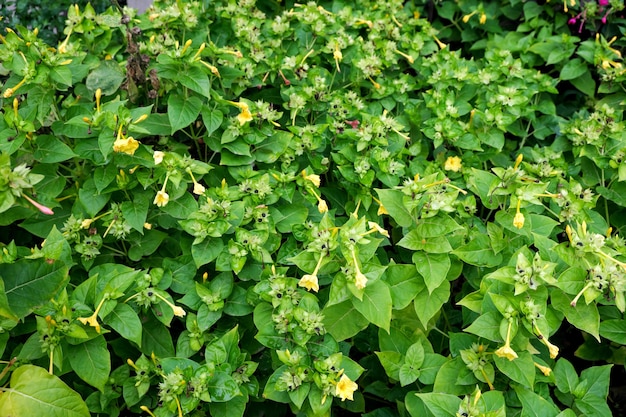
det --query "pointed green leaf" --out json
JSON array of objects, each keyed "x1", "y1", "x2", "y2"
[
  {"x1": 1, "y1": 259, "x2": 69, "y2": 319},
  {"x1": 67, "y1": 336, "x2": 111, "y2": 392},
  {"x1": 352, "y1": 280, "x2": 392, "y2": 332},
  {"x1": 105, "y1": 303, "x2": 142, "y2": 346},
  {"x1": 494, "y1": 351, "x2": 535, "y2": 388},
  {"x1": 414, "y1": 280, "x2": 449, "y2": 328},
  {"x1": 168, "y1": 93, "x2": 203, "y2": 134},
  {"x1": 323, "y1": 300, "x2": 369, "y2": 341},
  {"x1": 413, "y1": 252, "x2": 450, "y2": 294},
  {"x1": 0, "y1": 365, "x2": 90, "y2": 417},
  {"x1": 551, "y1": 289, "x2": 600, "y2": 342}
]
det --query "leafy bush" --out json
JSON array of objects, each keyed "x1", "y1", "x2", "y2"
[{"x1": 1, "y1": 0, "x2": 626, "y2": 416}]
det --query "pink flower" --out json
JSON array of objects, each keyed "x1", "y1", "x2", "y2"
[
  {"x1": 599, "y1": 0, "x2": 609, "y2": 6},
  {"x1": 22, "y1": 194, "x2": 54, "y2": 215},
  {"x1": 568, "y1": 17, "x2": 577, "y2": 25}
]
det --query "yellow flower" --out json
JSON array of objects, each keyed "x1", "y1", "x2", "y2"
[
  {"x1": 494, "y1": 344, "x2": 518, "y2": 361},
  {"x1": 228, "y1": 101, "x2": 253, "y2": 125},
  {"x1": 144, "y1": 222, "x2": 153, "y2": 230},
  {"x1": 301, "y1": 170, "x2": 321, "y2": 187},
  {"x1": 534, "y1": 362, "x2": 552, "y2": 376},
  {"x1": 298, "y1": 274, "x2": 319, "y2": 292},
  {"x1": 81, "y1": 218, "x2": 94, "y2": 229},
  {"x1": 299, "y1": 253, "x2": 325, "y2": 292},
  {"x1": 367, "y1": 221, "x2": 390, "y2": 238},
  {"x1": 318, "y1": 198, "x2": 329, "y2": 213},
  {"x1": 193, "y1": 182, "x2": 206, "y2": 195},
  {"x1": 77, "y1": 296, "x2": 107, "y2": 333},
  {"x1": 541, "y1": 338, "x2": 559, "y2": 359},
  {"x1": 355, "y1": 271, "x2": 368, "y2": 289},
  {"x1": 152, "y1": 290, "x2": 186, "y2": 317},
  {"x1": 153, "y1": 151, "x2": 165, "y2": 165},
  {"x1": 444, "y1": 156, "x2": 462, "y2": 172},
  {"x1": 153, "y1": 190, "x2": 169, "y2": 207},
  {"x1": 479, "y1": 13, "x2": 487, "y2": 24},
  {"x1": 335, "y1": 373, "x2": 358, "y2": 401},
  {"x1": 513, "y1": 199, "x2": 524, "y2": 229},
  {"x1": 494, "y1": 319, "x2": 517, "y2": 361},
  {"x1": 113, "y1": 136, "x2": 140, "y2": 155}
]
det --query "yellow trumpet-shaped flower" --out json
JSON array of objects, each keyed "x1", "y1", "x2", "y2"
[
  {"x1": 153, "y1": 190, "x2": 169, "y2": 207},
  {"x1": 494, "y1": 320, "x2": 518, "y2": 361},
  {"x1": 113, "y1": 136, "x2": 140, "y2": 155},
  {"x1": 78, "y1": 296, "x2": 108, "y2": 333},
  {"x1": 299, "y1": 274, "x2": 319, "y2": 292},
  {"x1": 351, "y1": 248, "x2": 368, "y2": 289},
  {"x1": 153, "y1": 151, "x2": 165, "y2": 165},
  {"x1": 301, "y1": 170, "x2": 321, "y2": 187},
  {"x1": 228, "y1": 100, "x2": 253, "y2": 125},
  {"x1": 534, "y1": 362, "x2": 552, "y2": 376},
  {"x1": 152, "y1": 290, "x2": 186, "y2": 317},
  {"x1": 513, "y1": 200, "x2": 525, "y2": 229},
  {"x1": 335, "y1": 373, "x2": 358, "y2": 401},
  {"x1": 299, "y1": 253, "x2": 325, "y2": 292}
]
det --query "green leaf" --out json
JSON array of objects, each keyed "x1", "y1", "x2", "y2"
[
  {"x1": 494, "y1": 351, "x2": 535, "y2": 388},
  {"x1": 600, "y1": 319, "x2": 626, "y2": 344},
  {"x1": 464, "y1": 311, "x2": 501, "y2": 342},
  {"x1": 554, "y1": 358, "x2": 579, "y2": 394},
  {"x1": 452, "y1": 234, "x2": 502, "y2": 267},
  {"x1": 161, "y1": 192, "x2": 198, "y2": 219},
  {"x1": 352, "y1": 279, "x2": 392, "y2": 332},
  {"x1": 121, "y1": 193, "x2": 150, "y2": 232},
  {"x1": 399, "y1": 342, "x2": 425, "y2": 386},
  {"x1": 86, "y1": 60, "x2": 125, "y2": 95},
  {"x1": 560, "y1": 58, "x2": 588, "y2": 81},
  {"x1": 67, "y1": 336, "x2": 111, "y2": 392},
  {"x1": 376, "y1": 351, "x2": 403, "y2": 380},
  {"x1": 551, "y1": 289, "x2": 600, "y2": 342},
  {"x1": 255, "y1": 131, "x2": 293, "y2": 163},
  {"x1": 385, "y1": 264, "x2": 424, "y2": 310},
  {"x1": 514, "y1": 385, "x2": 559, "y2": 417},
  {"x1": 398, "y1": 231, "x2": 452, "y2": 253},
  {"x1": 50, "y1": 65, "x2": 73, "y2": 87},
  {"x1": 201, "y1": 107, "x2": 223, "y2": 135},
  {"x1": 570, "y1": 71, "x2": 596, "y2": 97},
  {"x1": 168, "y1": 93, "x2": 203, "y2": 134},
  {"x1": 34, "y1": 135, "x2": 77, "y2": 163},
  {"x1": 209, "y1": 393, "x2": 247, "y2": 417},
  {"x1": 0, "y1": 365, "x2": 90, "y2": 417},
  {"x1": 105, "y1": 303, "x2": 142, "y2": 346},
  {"x1": 414, "y1": 280, "x2": 449, "y2": 328},
  {"x1": 415, "y1": 214, "x2": 462, "y2": 238},
  {"x1": 191, "y1": 238, "x2": 225, "y2": 268},
  {"x1": 141, "y1": 313, "x2": 175, "y2": 357},
  {"x1": 413, "y1": 252, "x2": 450, "y2": 294},
  {"x1": 271, "y1": 205, "x2": 309, "y2": 233},
  {"x1": 179, "y1": 66, "x2": 211, "y2": 97},
  {"x1": 207, "y1": 371, "x2": 240, "y2": 402},
  {"x1": 580, "y1": 365, "x2": 612, "y2": 399},
  {"x1": 375, "y1": 188, "x2": 413, "y2": 227},
  {"x1": 1, "y1": 259, "x2": 69, "y2": 319},
  {"x1": 575, "y1": 396, "x2": 612, "y2": 417},
  {"x1": 322, "y1": 300, "x2": 369, "y2": 341},
  {"x1": 406, "y1": 392, "x2": 461, "y2": 417}
]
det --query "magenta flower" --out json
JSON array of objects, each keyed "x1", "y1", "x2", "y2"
[{"x1": 599, "y1": 0, "x2": 609, "y2": 6}]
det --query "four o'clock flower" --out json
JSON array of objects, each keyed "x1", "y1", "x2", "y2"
[
  {"x1": 154, "y1": 173, "x2": 170, "y2": 207},
  {"x1": 494, "y1": 319, "x2": 518, "y2": 361},
  {"x1": 335, "y1": 372, "x2": 358, "y2": 401}
]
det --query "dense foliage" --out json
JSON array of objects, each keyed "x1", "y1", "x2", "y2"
[{"x1": 1, "y1": 0, "x2": 626, "y2": 416}]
